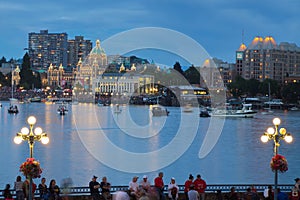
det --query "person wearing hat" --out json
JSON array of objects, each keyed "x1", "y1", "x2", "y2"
[
  {"x1": 129, "y1": 176, "x2": 140, "y2": 199},
  {"x1": 168, "y1": 177, "x2": 179, "y2": 200},
  {"x1": 140, "y1": 175, "x2": 151, "y2": 193},
  {"x1": 193, "y1": 174, "x2": 207, "y2": 200},
  {"x1": 89, "y1": 175, "x2": 101, "y2": 200}
]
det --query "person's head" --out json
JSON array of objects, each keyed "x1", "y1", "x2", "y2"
[
  {"x1": 158, "y1": 172, "x2": 163, "y2": 178},
  {"x1": 5, "y1": 184, "x2": 10, "y2": 190},
  {"x1": 142, "y1": 175, "x2": 148, "y2": 181},
  {"x1": 41, "y1": 177, "x2": 46, "y2": 183},
  {"x1": 268, "y1": 185, "x2": 272, "y2": 189},
  {"x1": 92, "y1": 175, "x2": 98, "y2": 181},
  {"x1": 102, "y1": 176, "x2": 107, "y2": 182},
  {"x1": 50, "y1": 179, "x2": 56, "y2": 186},
  {"x1": 230, "y1": 187, "x2": 235, "y2": 193},
  {"x1": 16, "y1": 175, "x2": 21, "y2": 182},
  {"x1": 171, "y1": 177, "x2": 176, "y2": 184},
  {"x1": 197, "y1": 174, "x2": 201, "y2": 179},
  {"x1": 189, "y1": 174, "x2": 194, "y2": 180},
  {"x1": 132, "y1": 176, "x2": 138, "y2": 182},
  {"x1": 295, "y1": 178, "x2": 300, "y2": 183},
  {"x1": 190, "y1": 184, "x2": 195, "y2": 190},
  {"x1": 277, "y1": 188, "x2": 281, "y2": 193}
]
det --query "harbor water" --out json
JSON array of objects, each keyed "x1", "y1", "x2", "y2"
[{"x1": 0, "y1": 101, "x2": 299, "y2": 188}]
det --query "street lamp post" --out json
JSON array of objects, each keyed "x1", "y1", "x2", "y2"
[
  {"x1": 14, "y1": 116, "x2": 49, "y2": 200},
  {"x1": 261, "y1": 117, "x2": 293, "y2": 200}
]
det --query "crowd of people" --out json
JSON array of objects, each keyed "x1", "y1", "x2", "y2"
[
  {"x1": 2, "y1": 176, "x2": 63, "y2": 200},
  {"x1": 2, "y1": 174, "x2": 300, "y2": 200},
  {"x1": 88, "y1": 172, "x2": 206, "y2": 200}
]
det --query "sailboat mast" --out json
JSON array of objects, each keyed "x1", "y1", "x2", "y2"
[{"x1": 11, "y1": 64, "x2": 14, "y2": 99}]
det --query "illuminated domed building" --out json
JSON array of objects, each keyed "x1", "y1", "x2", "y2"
[
  {"x1": 74, "y1": 39, "x2": 108, "y2": 101},
  {"x1": 235, "y1": 36, "x2": 300, "y2": 83},
  {"x1": 74, "y1": 40, "x2": 155, "y2": 103}
]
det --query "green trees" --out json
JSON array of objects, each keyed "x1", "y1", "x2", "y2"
[{"x1": 19, "y1": 53, "x2": 42, "y2": 89}]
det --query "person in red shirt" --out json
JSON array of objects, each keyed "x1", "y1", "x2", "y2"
[
  {"x1": 184, "y1": 174, "x2": 194, "y2": 200},
  {"x1": 154, "y1": 172, "x2": 166, "y2": 200},
  {"x1": 193, "y1": 174, "x2": 207, "y2": 200}
]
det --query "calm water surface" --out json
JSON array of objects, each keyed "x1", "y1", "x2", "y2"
[{"x1": 0, "y1": 101, "x2": 299, "y2": 188}]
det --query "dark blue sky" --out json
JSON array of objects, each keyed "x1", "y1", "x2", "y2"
[{"x1": 0, "y1": 0, "x2": 299, "y2": 65}]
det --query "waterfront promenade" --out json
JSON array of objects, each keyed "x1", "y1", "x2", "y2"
[{"x1": 0, "y1": 184, "x2": 295, "y2": 199}]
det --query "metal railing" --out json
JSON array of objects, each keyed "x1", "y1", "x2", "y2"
[{"x1": 1, "y1": 184, "x2": 294, "y2": 197}]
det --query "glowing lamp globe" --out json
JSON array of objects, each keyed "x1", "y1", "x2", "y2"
[
  {"x1": 261, "y1": 135, "x2": 269, "y2": 143},
  {"x1": 14, "y1": 136, "x2": 22, "y2": 144},
  {"x1": 34, "y1": 127, "x2": 43, "y2": 135},
  {"x1": 41, "y1": 136, "x2": 49, "y2": 144},
  {"x1": 21, "y1": 127, "x2": 30, "y2": 135},
  {"x1": 27, "y1": 116, "x2": 37, "y2": 125},
  {"x1": 273, "y1": 118, "x2": 281, "y2": 126},
  {"x1": 284, "y1": 134, "x2": 293, "y2": 143}
]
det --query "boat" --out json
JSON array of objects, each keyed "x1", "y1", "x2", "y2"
[
  {"x1": 8, "y1": 105, "x2": 19, "y2": 114},
  {"x1": 211, "y1": 104, "x2": 257, "y2": 118},
  {"x1": 289, "y1": 106, "x2": 299, "y2": 111},
  {"x1": 199, "y1": 109, "x2": 210, "y2": 117},
  {"x1": 114, "y1": 104, "x2": 122, "y2": 114},
  {"x1": 261, "y1": 83, "x2": 276, "y2": 115},
  {"x1": 152, "y1": 106, "x2": 169, "y2": 117},
  {"x1": 30, "y1": 96, "x2": 42, "y2": 102},
  {"x1": 57, "y1": 105, "x2": 68, "y2": 115},
  {"x1": 183, "y1": 104, "x2": 193, "y2": 113}
]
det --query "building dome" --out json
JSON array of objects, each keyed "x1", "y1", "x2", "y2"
[
  {"x1": 130, "y1": 63, "x2": 136, "y2": 71},
  {"x1": 248, "y1": 36, "x2": 263, "y2": 49},
  {"x1": 119, "y1": 63, "x2": 125, "y2": 72},
  {"x1": 237, "y1": 43, "x2": 247, "y2": 51},
  {"x1": 262, "y1": 36, "x2": 277, "y2": 49},
  {"x1": 90, "y1": 39, "x2": 106, "y2": 55}
]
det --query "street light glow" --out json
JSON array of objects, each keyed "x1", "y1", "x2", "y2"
[
  {"x1": 14, "y1": 136, "x2": 22, "y2": 144},
  {"x1": 267, "y1": 127, "x2": 275, "y2": 135},
  {"x1": 279, "y1": 128, "x2": 286, "y2": 135},
  {"x1": 261, "y1": 117, "x2": 292, "y2": 200},
  {"x1": 284, "y1": 134, "x2": 293, "y2": 143},
  {"x1": 41, "y1": 136, "x2": 49, "y2": 144},
  {"x1": 34, "y1": 127, "x2": 43, "y2": 135},
  {"x1": 273, "y1": 117, "x2": 281, "y2": 126},
  {"x1": 21, "y1": 127, "x2": 30, "y2": 135},
  {"x1": 13, "y1": 115, "x2": 49, "y2": 200},
  {"x1": 261, "y1": 134, "x2": 269, "y2": 143},
  {"x1": 27, "y1": 116, "x2": 37, "y2": 125}
]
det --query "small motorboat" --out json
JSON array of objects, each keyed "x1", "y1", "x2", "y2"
[
  {"x1": 57, "y1": 105, "x2": 68, "y2": 115},
  {"x1": 200, "y1": 110, "x2": 210, "y2": 117},
  {"x1": 152, "y1": 106, "x2": 169, "y2": 117},
  {"x1": 8, "y1": 105, "x2": 19, "y2": 114},
  {"x1": 183, "y1": 104, "x2": 193, "y2": 113}
]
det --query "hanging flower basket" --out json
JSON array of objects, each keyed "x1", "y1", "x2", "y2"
[
  {"x1": 19, "y1": 158, "x2": 42, "y2": 179},
  {"x1": 270, "y1": 154, "x2": 288, "y2": 173}
]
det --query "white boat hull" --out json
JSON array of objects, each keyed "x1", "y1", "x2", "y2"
[{"x1": 211, "y1": 112, "x2": 256, "y2": 118}]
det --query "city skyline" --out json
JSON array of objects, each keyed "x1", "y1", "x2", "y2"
[{"x1": 0, "y1": 0, "x2": 299, "y2": 66}]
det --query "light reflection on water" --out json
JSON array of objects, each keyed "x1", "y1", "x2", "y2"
[{"x1": 0, "y1": 101, "x2": 299, "y2": 188}]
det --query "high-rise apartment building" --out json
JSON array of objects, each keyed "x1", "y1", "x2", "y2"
[
  {"x1": 236, "y1": 36, "x2": 300, "y2": 83},
  {"x1": 67, "y1": 36, "x2": 92, "y2": 67},
  {"x1": 28, "y1": 30, "x2": 68, "y2": 70}
]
